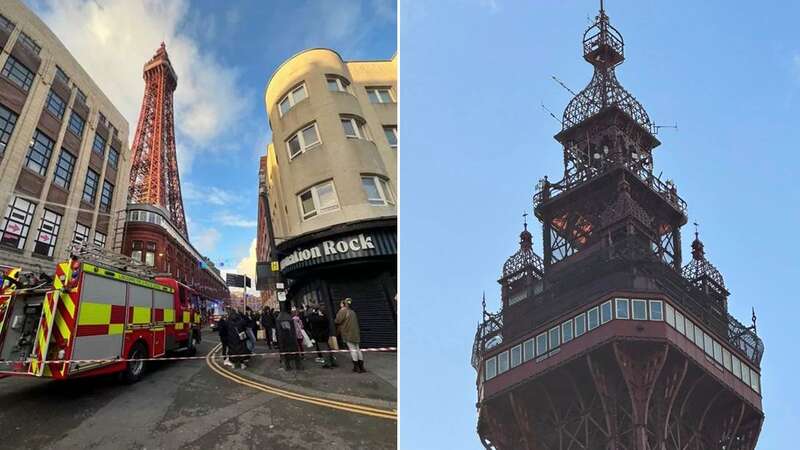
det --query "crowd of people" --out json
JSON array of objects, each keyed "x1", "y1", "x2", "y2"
[{"x1": 215, "y1": 298, "x2": 366, "y2": 374}]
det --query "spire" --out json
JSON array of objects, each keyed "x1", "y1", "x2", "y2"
[
  {"x1": 520, "y1": 212, "x2": 532, "y2": 251},
  {"x1": 691, "y1": 222, "x2": 705, "y2": 260}
]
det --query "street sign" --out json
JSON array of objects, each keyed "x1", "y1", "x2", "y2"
[
  {"x1": 271, "y1": 261, "x2": 279, "y2": 271},
  {"x1": 277, "y1": 291, "x2": 286, "y2": 302},
  {"x1": 225, "y1": 273, "x2": 244, "y2": 288}
]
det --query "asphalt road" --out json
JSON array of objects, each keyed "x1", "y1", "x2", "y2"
[{"x1": 0, "y1": 334, "x2": 396, "y2": 450}]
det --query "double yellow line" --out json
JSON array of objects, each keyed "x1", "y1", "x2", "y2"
[{"x1": 205, "y1": 344, "x2": 397, "y2": 421}]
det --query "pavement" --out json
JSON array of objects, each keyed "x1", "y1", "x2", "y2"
[{"x1": 0, "y1": 330, "x2": 397, "y2": 449}]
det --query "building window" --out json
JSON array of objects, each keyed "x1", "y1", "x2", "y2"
[
  {"x1": 1, "y1": 197, "x2": 35, "y2": 250},
  {"x1": 600, "y1": 300, "x2": 613, "y2": 324},
  {"x1": 535, "y1": 332, "x2": 548, "y2": 357},
  {"x1": 0, "y1": 104, "x2": 18, "y2": 157},
  {"x1": 561, "y1": 320, "x2": 574, "y2": 343},
  {"x1": 54, "y1": 66, "x2": 70, "y2": 85},
  {"x1": 94, "y1": 231, "x2": 106, "y2": 248},
  {"x1": 361, "y1": 175, "x2": 395, "y2": 206},
  {"x1": 1, "y1": 55, "x2": 34, "y2": 91},
  {"x1": 108, "y1": 147, "x2": 119, "y2": 169},
  {"x1": 510, "y1": 344, "x2": 522, "y2": 368},
  {"x1": 73, "y1": 222, "x2": 90, "y2": 245},
  {"x1": 341, "y1": 116, "x2": 370, "y2": 140},
  {"x1": 484, "y1": 357, "x2": 497, "y2": 380},
  {"x1": 548, "y1": 326, "x2": 561, "y2": 350},
  {"x1": 523, "y1": 338, "x2": 534, "y2": 362},
  {"x1": 92, "y1": 133, "x2": 106, "y2": 156},
  {"x1": 587, "y1": 306, "x2": 600, "y2": 330},
  {"x1": 68, "y1": 112, "x2": 85, "y2": 137},
  {"x1": 649, "y1": 300, "x2": 663, "y2": 321},
  {"x1": 326, "y1": 75, "x2": 350, "y2": 93},
  {"x1": 25, "y1": 130, "x2": 54, "y2": 176},
  {"x1": 632, "y1": 299, "x2": 648, "y2": 320},
  {"x1": 52, "y1": 149, "x2": 76, "y2": 189},
  {"x1": 298, "y1": 180, "x2": 339, "y2": 220},
  {"x1": 366, "y1": 87, "x2": 394, "y2": 104},
  {"x1": 616, "y1": 298, "x2": 630, "y2": 319},
  {"x1": 278, "y1": 83, "x2": 307, "y2": 116},
  {"x1": 98, "y1": 112, "x2": 107, "y2": 127},
  {"x1": 100, "y1": 181, "x2": 114, "y2": 212},
  {"x1": 497, "y1": 351, "x2": 509, "y2": 374},
  {"x1": 45, "y1": 90, "x2": 66, "y2": 120},
  {"x1": 0, "y1": 14, "x2": 14, "y2": 32},
  {"x1": 286, "y1": 122, "x2": 321, "y2": 159},
  {"x1": 665, "y1": 303, "x2": 675, "y2": 327},
  {"x1": 83, "y1": 169, "x2": 99, "y2": 204},
  {"x1": 574, "y1": 313, "x2": 586, "y2": 337},
  {"x1": 33, "y1": 209, "x2": 62, "y2": 257},
  {"x1": 383, "y1": 125, "x2": 398, "y2": 147},
  {"x1": 17, "y1": 32, "x2": 40, "y2": 55},
  {"x1": 75, "y1": 88, "x2": 87, "y2": 105},
  {"x1": 675, "y1": 310, "x2": 685, "y2": 335},
  {"x1": 131, "y1": 240, "x2": 142, "y2": 261}
]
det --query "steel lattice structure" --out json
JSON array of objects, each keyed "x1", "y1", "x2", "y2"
[
  {"x1": 128, "y1": 43, "x2": 187, "y2": 237},
  {"x1": 473, "y1": 4, "x2": 764, "y2": 449}
]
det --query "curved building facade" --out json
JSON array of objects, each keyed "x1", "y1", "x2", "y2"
[{"x1": 259, "y1": 48, "x2": 397, "y2": 347}]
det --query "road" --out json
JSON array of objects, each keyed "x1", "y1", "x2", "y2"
[{"x1": 0, "y1": 333, "x2": 396, "y2": 449}]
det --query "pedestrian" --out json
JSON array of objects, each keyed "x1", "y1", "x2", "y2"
[
  {"x1": 225, "y1": 311, "x2": 250, "y2": 369},
  {"x1": 292, "y1": 308, "x2": 306, "y2": 358},
  {"x1": 217, "y1": 312, "x2": 233, "y2": 367},
  {"x1": 308, "y1": 307, "x2": 328, "y2": 362},
  {"x1": 276, "y1": 305, "x2": 302, "y2": 370},
  {"x1": 335, "y1": 298, "x2": 365, "y2": 373}
]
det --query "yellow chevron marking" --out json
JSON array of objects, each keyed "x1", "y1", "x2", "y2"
[
  {"x1": 61, "y1": 292, "x2": 76, "y2": 317},
  {"x1": 55, "y1": 314, "x2": 71, "y2": 339}
]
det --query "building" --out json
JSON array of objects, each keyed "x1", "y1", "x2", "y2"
[
  {"x1": 258, "y1": 49, "x2": 397, "y2": 348},
  {"x1": 472, "y1": 6, "x2": 763, "y2": 450},
  {"x1": 0, "y1": 0, "x2": 130, "y2": 271},
  {"x1": 120, "y1": 44, "x2": 228, "y2": 302}
]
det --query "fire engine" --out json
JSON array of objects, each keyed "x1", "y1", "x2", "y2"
[{"x1": 0, "y1": 243, "x2": 202, "y2": 382}]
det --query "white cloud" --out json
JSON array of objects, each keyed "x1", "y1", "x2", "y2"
[
  {"x1": 192, "y1": 226, "x2": 220, "y2": 255},
  {"x1": 183, "y1": 182, "x2": 242, "y2": 206},
  {"x1": 218, "y1": 212, "x2": 257, "y2": 228},
  {"x1": 34, "y1": 0, "x2": 249, "y2": 173},
  {"x1": 235, "y1": 238, "x2": 257, "y2": 282}
]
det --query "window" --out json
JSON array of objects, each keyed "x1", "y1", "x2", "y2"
[
  {"x1": 665, "y1": 303, "x2": 675, "y2": 327},
  {"x1": 587, "y1": 306, "x2": 600, "y2": 330},
  {"x1": 684, "y1": 319, "x2": 694, "y2": 342},
  {"x1": 33, "y1": 209, "x2": 61, "y2": 257},
  {"x1": 485, "y1": 357, "x2": 497, "y2": 380},
  {"x1": 616, "y1": 298, "x2": 630, "y2": 319},
  {"x1": 98, "y1": 112, "x2": 107, "y2": 127},
  {"x1": 298, "y1": 180, "x2": 339, "y2": 219},
  {"x1": 712, "y1": 340, "x2": 723, "y2": 364},
  {"x1": 93, "y1": 231, "x2": 106, "y2": 248},
  {"x1": 574, "y1": 313, "x2": 586, "y2": 337},
  {"x1": 703, "y1": 331, "x2": 713, "y2": 356},
  {"x1": 278, "y1": 83, "x2": 307, "y2": 116},
  {"x1": 2, "y1": 55, "x2": 34, "y2": 91},
  {"x1": 25, "y1": 130, "x2": 54, "y2": 176},
  {"x1": 732, "y1": 357, "x2": 742, "y2": 380},
  {"x1": 73, "y1": 222, "x2": 90, "y2": 244},
  {"x1": 45, "y1": 90, "x2": 66, "y2": 120},
  {"x1": 649, "y1": 300, "x2": 664, "y2": 321},
  {"x1": 507, "y1": 290, "x2": 526, "y2": 306},
  {"x1": 17, "y1": 32, "x2": 40, "y2": 55},
  {"x1": 751, "y1": 370, "x2": 760, "y2": 393},
  {"x1": 561, "y1": 320, "x2": 574, "y2": 343},
  {"x1": 497, "y1": 351, "x2": 509, "y2": 374},
  {"x1": 0, "y1": 14, "x2": 14, "y2": 32},
  {"x1": 600, "y1": 300, "x2": 613, "y2": 324},
  {"x1": 366, "y1": 87, "x2": 394, "y2": 104},
  {"x1": 341, "y1": 116, "x2": 369, "y2": 139},
  {"x1": 100, "y1": 181, "x2": 114, "y2": 212},
  {"x1": 131, "y1": 240, "x2": 142, "y2": 261},
  {"x1": 1, "y1": 197, "x2": 35, "y2": 249},
  {"x1": 52, "y1": 149, "x2": 76, "y2": 189},
  {"x1": 68, "y1": 112, "x2": 85, "y2": 137},
  {"x1": 692, "y1": 323, "x2": 704, "y2": 348},
  {"x1": 145, "y1": 250, "x2": 155, "y2": 266},
  {"x1": 326, "y1": 75, "x2": 350, "y2": 92},
  {"x1": 83, "y1": 169, "x2": 99, "y2": 204},
  {"x1": 75, "y1": 88, "x2": 87, "y2": 105},
  {"x1": 741, "y1": 364, "x2": 750, "y2": 387},
  {"x1": 523, "y1": 338, "x2": 534, "y2": 362},
  {"x1": 361, "y1": 175, "x2": 395, "y2": 206},
  {"x1": 54, "y1": 66, "x2": 69, "y2": 85},
  {"x1": 92, "y1": 133, "x2": 106, "y2": 156},
  {"x1": 535, "y1": 333, "x2": 548, "y2": 357},
  {"x1": 286, "y1": 122, "x2": 321, "y2": 159},
  {"x1": 108, "y1": 147, "x2": 119, "y2": 169},
  {"x1": 675, "y1": 310, "x2": 685, "y2": 335},
  {"x1": 383, "y1": 125, "x2": 398, "y2": 147},
  {"x1": 548, "y1": 326, "x2": 561, "y2": 349},
  {"x1": 632, "y1": 299, "x2": 648, "y2": 320},
  {"x1": 0, "y1": 104, "x2": 18, "y2": 157},
  {"x1": 510, "y1": 345, "x2": 522, "y2": 368}
]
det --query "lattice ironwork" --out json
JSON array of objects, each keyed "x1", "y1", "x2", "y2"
[
  {"x1": 682, "y1": 234, "x2": 727, "y2": 293},
  {"x1": 128, "y1": 43, "x2": 187, "y2": 237},
  {"x1": 501, "y1": 225, "x2": 544, "y2": 283}
]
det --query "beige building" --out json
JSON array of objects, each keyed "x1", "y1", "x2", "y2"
[
  {"x1": 0, "y1": 0, "x2": 130, "y2": 270},
  {"x1": 258, "y1": 48, "x2": 397, "y2": 347}
]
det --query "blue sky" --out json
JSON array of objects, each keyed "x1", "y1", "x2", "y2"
[
  {"x1": 27, "y1": 0, "x2": 397, "y2": 279},
  {"x1": 400, "y1": 1, "x2": 799, "y2": 448}
]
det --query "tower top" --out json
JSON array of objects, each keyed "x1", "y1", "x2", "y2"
[{"x1": 144, "y1": 42, "x2": 178, "y2": 86}]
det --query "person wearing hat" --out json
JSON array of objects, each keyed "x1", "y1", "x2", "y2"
[{"x1": 335, "y1": 298, "x2": 364, "y2": 373}]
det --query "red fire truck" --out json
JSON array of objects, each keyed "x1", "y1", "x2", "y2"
[{"x1": 0, "y1": 245, "x2": 202, "y2": 382}]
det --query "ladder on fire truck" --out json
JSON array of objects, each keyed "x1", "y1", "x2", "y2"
[{"x1": 66, "y1": 242, "x2": 157, "y2": 280}]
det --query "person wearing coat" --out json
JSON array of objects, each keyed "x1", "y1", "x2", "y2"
[
  {"x1": 224, "y1": 311, "x2": 250, "y2": 369},
  {"x1": 291, "y1": 308, "x2": 306, "y2": 358},
  {"x1": 217, "y1": 313, "x2": 233, "y2": 368},
  {"x1": 335, "y1": 298, "x2": 365, "y2": 373},
  {"x1": 276, "y1": 306, "x2": 302, "y2": 370},
  {"x1": 261, "y1": 307, "x2": 276, "y2": 349}
]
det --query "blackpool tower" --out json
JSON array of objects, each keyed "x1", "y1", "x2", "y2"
[{"x1": 127, "y1": 43, "x2": 187, "y2": 236}]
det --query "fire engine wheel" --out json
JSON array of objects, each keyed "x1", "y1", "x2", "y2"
[{"x1": 122, "y1": 342, "x2": 147, "y2": 383}]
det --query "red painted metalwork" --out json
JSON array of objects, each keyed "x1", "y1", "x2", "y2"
[{"x1": 128, "y1": 43, "x2": 187, "y2": 236}]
